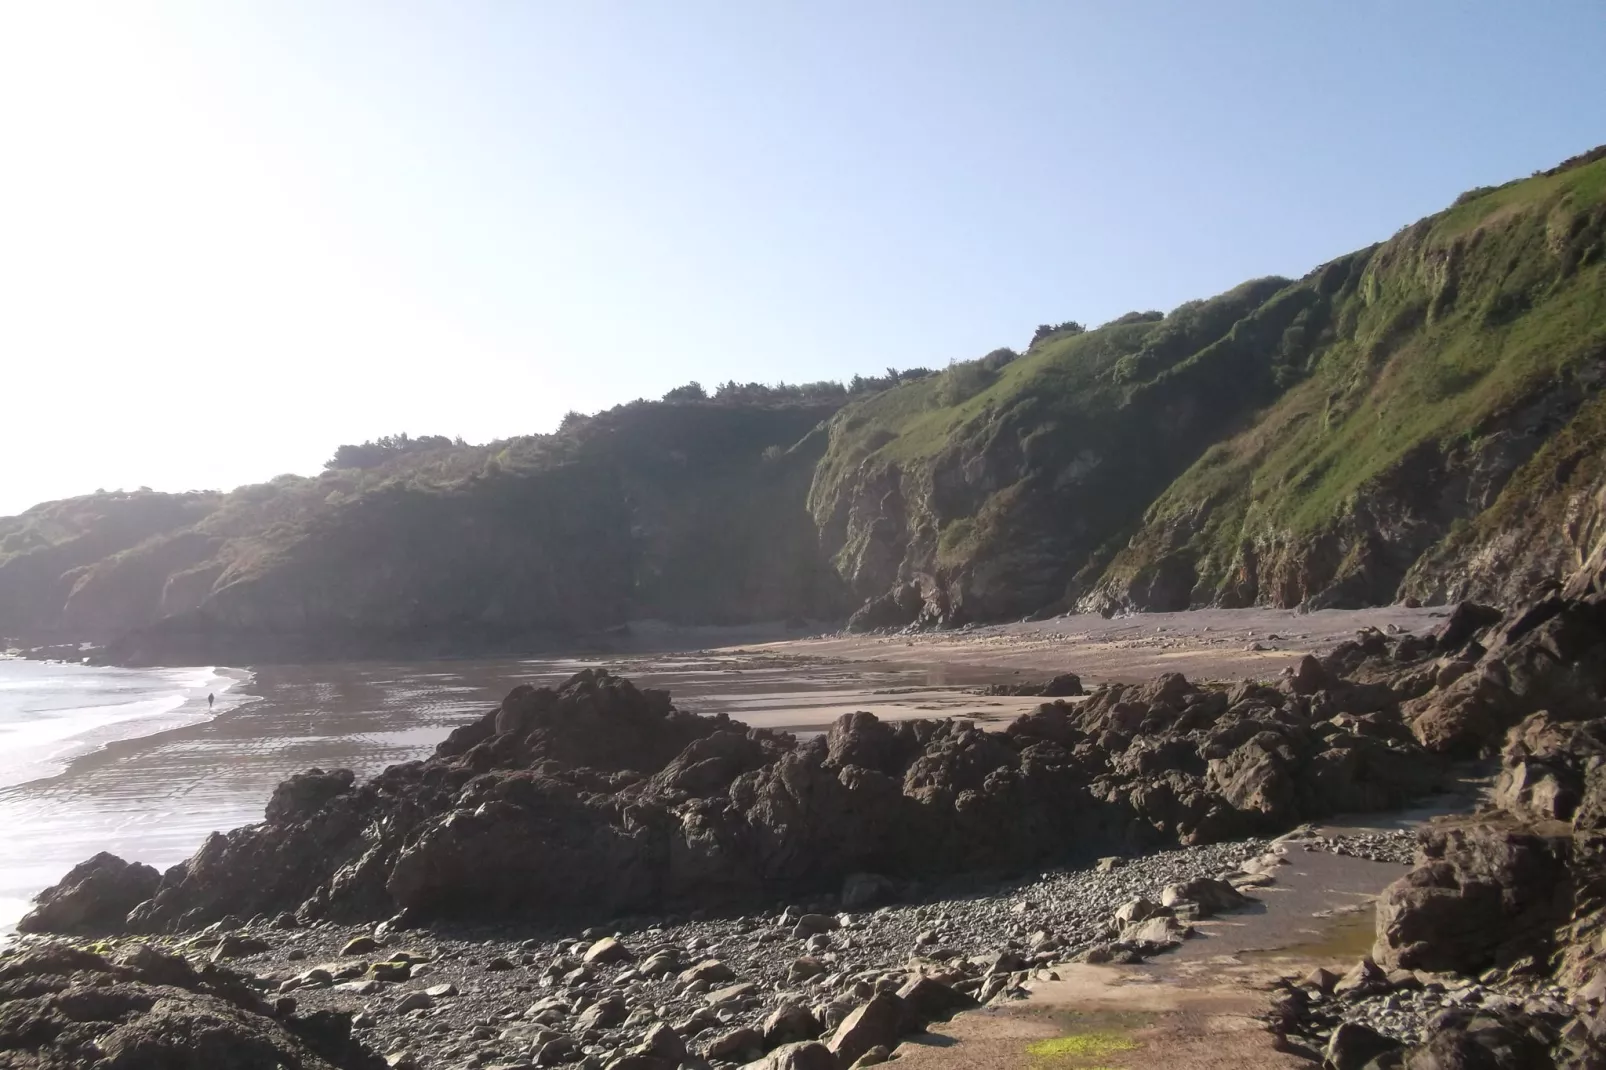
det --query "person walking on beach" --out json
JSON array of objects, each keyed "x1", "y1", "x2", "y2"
[{"x1": 208, "y1": 692, "x2": 214, "y2": 710}]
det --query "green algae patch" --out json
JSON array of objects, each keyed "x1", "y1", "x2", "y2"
[{"x1": 1025, "y1": 1030, "x2": 1139, "y2": 1067}]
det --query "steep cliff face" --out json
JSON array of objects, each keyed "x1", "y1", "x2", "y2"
[
  {"x1": 807, "y1": 276, "x2": 1350, "y2": 625},
  {"x1": 1088, "y1": 147, "x2": 1606, "y2": 613}
]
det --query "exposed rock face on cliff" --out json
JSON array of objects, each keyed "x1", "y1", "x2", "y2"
[
  {"x1": 809, "y1": 146, "x2": 1606, "y2": 628},
  {"x1": 0, "y1": 942, "x2": 383, "y2": 1070},
  {"x1": 25, "y1": 639, "x2": 1466, "y2": 935}
]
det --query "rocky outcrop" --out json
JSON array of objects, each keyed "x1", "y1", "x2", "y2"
[
  {"x1": 0, "y1": 942, "x2": 383, "y2": 1069},
  {"x1": 1327, "y1": 581, "x2": 1606, "y2": 1063},
  {"x1": 16, "y1": 853, "x2": 160, "y2": 935},
  {"x1": 27, "y1": 649, "x2": 1454, "y2": 936}
]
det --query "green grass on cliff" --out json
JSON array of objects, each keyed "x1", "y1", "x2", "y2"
[{"x1": 1101, "y1": 148, "x2": 1606, "y2": 602}]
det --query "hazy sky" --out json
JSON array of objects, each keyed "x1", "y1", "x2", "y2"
[{"x1": 2, "y1": 2, "x2": 1604, "y2": 517}]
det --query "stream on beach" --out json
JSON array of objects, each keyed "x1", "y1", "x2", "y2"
[{"x1": 0, "y1": 652, "x2": 1046, "y2": 933}]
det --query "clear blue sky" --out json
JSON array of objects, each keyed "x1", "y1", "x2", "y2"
[{"x1": 2, "y1": 1, "x2": 1603, "y2": 515}]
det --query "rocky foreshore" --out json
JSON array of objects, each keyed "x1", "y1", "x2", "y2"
[
  {"x1": 3, "y1": 829, "x2": 1402, "y2": 1070},
  {"x1": 8, "y1": 572, "x2": 1606, "y2": 1069}
]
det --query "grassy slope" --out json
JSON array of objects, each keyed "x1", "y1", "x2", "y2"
[
  {"x1": 808, "y1": 278, "x2": 1318, "y2": 615},
  {"x1": 1099, "y1": 150, "x2": 1606, "y2": 606}
]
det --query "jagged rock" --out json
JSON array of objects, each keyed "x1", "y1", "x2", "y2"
[
  {"x1": 639, "y1": 1023, "x2": 688, "y2": 1062},
  {"x1": 267, "y1": 768, "x2": 357, "y2": 824},
  {"x1": 1041, "y1": 673, "x2": 1083, "y2": 698},
  {"x1": 1290, "y1": 655, "x2": 1331, "y2": 696},
  {"x1": 1117, "y1": 914, "x2": 1191, "y2": 948},
  {"x1": 0, "y1": 942, "x2": 383, "y2": 1069},
  {"x1": 827, "y1": 994, "x2": 905, "y2": 1068},
  {"x1": 894, "y1": 976, "x2": 977, "y2": 1026},
  {"x1": 1375, "y1": 820, "x2": 1574, "y2": 973},
  {"x1": 16, "y1": 852, "x2": 160, "y2": 934},
  {"x1": 764, "y1": 1003, "x2": 825, "y2": 1046},
  {"x1": 1157, "y1": 876, "x2": 1250, "y2": 918}
]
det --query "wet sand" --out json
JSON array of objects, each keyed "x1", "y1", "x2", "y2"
[
  {"x1": 745, "y1": 604, "x2": 1450, "y2": 682},
  {"x1": 894, "y1": 796, "x2": 1480, "y2": 1070}
]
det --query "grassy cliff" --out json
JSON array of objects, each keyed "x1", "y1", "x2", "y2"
[
  {"x1": 6, "y1": 147, "x2": 1605, "y2": 655},
  {"x1": 1091, "y1": 146, "x2": 1606, "y2": 611},
  {"x1": 805, "y1": 146, "x2": 1606, "y2": 623}
]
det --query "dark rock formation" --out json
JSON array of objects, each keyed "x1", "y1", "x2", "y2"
[
  {"x1": 0, "y1": 942, "x2": 383, "y2": 1069},
  {"x1": 16, "y1": 853, "x2": 159, "y2": 935},
  {"x1": 28, "y1": 654, "x2": 1450, "y2": 936},
  {"x1": 1349, "y1": 583, "x2": 1606, "y2": 1064}
]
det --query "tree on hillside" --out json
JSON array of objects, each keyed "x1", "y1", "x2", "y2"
[
  {"x1": 663, "y1": 382, "x2": 709, "y2": 401},
  {"x1": 324, "y1": 433, "x2": 460, "y2": 471},
  {"x1": 1031, "y1": 321, "x2": 1086, "y2": 347}
]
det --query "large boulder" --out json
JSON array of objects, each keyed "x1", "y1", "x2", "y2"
[
  {"x1": 827, "y1": 994, "x2": 905, "y2": 1068},
  {"x1": 1374, "y1": 819, "x2": 1574, "y2": 973},
  {"x1": 17, "y1": 852, "x2": 160, "y2": 934}
]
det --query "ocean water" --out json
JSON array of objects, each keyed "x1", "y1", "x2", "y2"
[
  {"x1": 0, "y1": 659, "x2": 242, "y2": 790},
  {"x1": 0, "y1": 658, "x2": 244, "y2": 929}
]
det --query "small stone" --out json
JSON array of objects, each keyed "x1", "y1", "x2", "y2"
[
  {"x1": 343, "y1": 936, "x2": 381, "y2": 956},
  {"x1": 584, "y1": 937, "x2": 633, "y2": 965},
  {"x1": 849, "y1": 1045, "x2": 890, "y2": 1069},
  {"x1": 703, "y1": 1027, "x2": 764, "y2": 1061},
  {"x1": 788, "y1": 956, "x2": 827, "y2": 984},
  {"x1": 426, "y1": 983, "x2": 459, "y2": 998},
  {"x1": 679, "y1": 959, "x2": 736, "y2": 985},
  {"x1": 578, "y1": 995, "x2": 628, "y2": 1030},
  {"x1": 397, "y1": 991, "x2": 435, "y2": 1012},
  {"x1": 791, "y1": 914, "x2": 840, "y2": 937},
  {"x1": 706, "y1": 982, "x2": 758, "y2": 1006},
  {"x1": 1095, "y1": 856, "x2": 1124, "y2": 872}
]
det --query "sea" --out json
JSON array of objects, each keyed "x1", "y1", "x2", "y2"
[{"x1": 0, "y1": 658, "x2": 242, "y2": 929}]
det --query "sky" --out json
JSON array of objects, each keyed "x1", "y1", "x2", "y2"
[{"x1": 1, "y1": 2, "x2": 1603, "y2": 517}]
